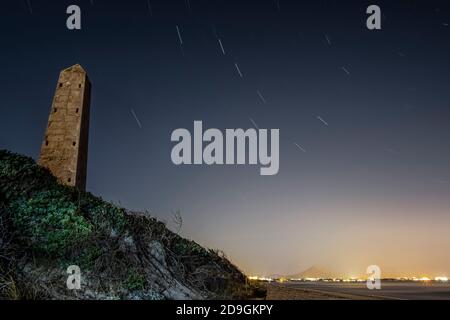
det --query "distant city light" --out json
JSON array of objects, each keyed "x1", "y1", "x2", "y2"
[
  {"x1": 414, "y1": 277, "x2": 431, "y2": 282},
  {"x1": 248, "y1": 276, "x2": 273, "y2": 282},
  {"x1": 435, "y1": 276, "x2": 448, "y2": 282},
  {"x1": 247, "y1": 275, "x2": 448, "y2": 283},
  {"x1": 304, "y1": 277, "x2": 319, "y2": 282}
]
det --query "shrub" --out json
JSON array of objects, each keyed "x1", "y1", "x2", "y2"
[
  {"x1": 10, "y1": 190, "x2": 92, "y2": 256},
  {"x1": 125, "y1": 270, "x2": 147, "y2": 291}
]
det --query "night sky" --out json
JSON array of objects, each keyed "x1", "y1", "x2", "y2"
[{"x1": 1, "y1": 0, "x2": 450, "y2": 277}]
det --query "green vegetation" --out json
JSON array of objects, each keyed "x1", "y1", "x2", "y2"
[
  {"x1": 10, "y1": 191, "x2": 92, "y2": 255},
  {"x1": 125, "y1": 270, "x2": 147, "y2": 291},
  {"x1": 0, "y1": 150, "x2": 260, "y2": 300}
]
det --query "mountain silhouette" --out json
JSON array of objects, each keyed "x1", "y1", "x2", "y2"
[{"x1": 285, "y1": 266, "x2": 336, "y2": 279}]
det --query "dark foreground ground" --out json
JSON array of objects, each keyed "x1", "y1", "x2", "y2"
[{"x1": 266, "y1": 281, "x2": 450, "y2": 300}]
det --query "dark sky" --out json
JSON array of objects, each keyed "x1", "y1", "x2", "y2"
[{"x1": 1, "y1": 0, "x2": 450, "y2": 277}]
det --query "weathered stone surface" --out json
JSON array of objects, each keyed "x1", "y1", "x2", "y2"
[{"x1": 38, "y1": 64, "x2": 91, "y2": 191}]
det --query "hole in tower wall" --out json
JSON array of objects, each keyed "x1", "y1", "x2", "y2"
[
  {"x1": 59, "y1": 83, "x2": 63, "y2": 88},
  {"x1": 76, "y1": 108, "x2": 79, "y2": 113},
  {"x1": 45, "y1": 141, "x2": 49, "y2": 146},
  {"x1": 79, "y1": 84, "x2": 82, "y2": 88},
  {"x1": 68, "y1": 178, "x2": 71, "y2": 183},
  {"x1": 72, "y1": 142, "x2": 76, "y2": 146},
  {"x1": 53, "y1": 108, "x2": 57, "y2": 113}
]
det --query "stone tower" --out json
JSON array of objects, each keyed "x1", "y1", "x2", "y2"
[{"x1": 39, "y1": 64, "x2": 91, "y2": 191}]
